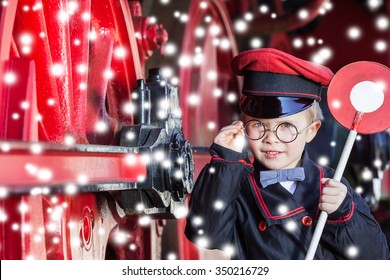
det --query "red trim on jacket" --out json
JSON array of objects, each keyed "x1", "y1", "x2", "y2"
[
  {"x1": 211, "y1": 155, "x2": 253, "y2": 168},
  {"x1": 327, "y1": 202, "x2": 355, "y2": 223},
  {"x1": 249, "y1": 174, "x2": 305, "y2": 220},
  {"x1": 315, "y1": 166, "x2": 325, "y2": 218}
]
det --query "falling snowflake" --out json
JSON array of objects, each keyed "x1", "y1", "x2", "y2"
[
  {"x1": 47, "y1": 222, "x2": 57, "y2": 232},
  {"x1": 77, "y1": 64, "x2": 88, "y2": 74},
  {"x1": 141, "y1": 153, "x2": 151, "y2": 165},
  {"x1": 12, "y1": 113, "x2": 20, "y2": 120},
  {"x1": 165, "y1": 43, "x2": 177, "y2": 55},
  {"x1": 77, "y1": 174, "x2": 89, "y2": 185},
  {"x1": 355, "y1": 186, "x2": 364, "y2": 194},
  {"x1": 298, "y1": 9, "x2": 309, "y2": 20},
  {"x1": 174, "y1": 170, "x2": 183, "y2": 179},
  {"x1": 179, "y1": 13, "x2": 189, "y2": 23},
  {"x1": 82, "y1": 12, "x2": 91, "y2": 21},
  {"x1": 222, "y1": 244, "x2": 235, "y2": 257},
  {"x1": 95, "y1": 121, "x2": 108, "y2": 133},
  {"x1": 285, "y1": 221, "x2": 298, "y2": 232},
  {"x1": 71, "y1": 237, "x2": 81, "y2": 247},
  {"x1": 166, "y1": 252, "x2": 177, "y2": 260},
  {"x1": 160, "y1": 0, "x2": 171, "y2": 5},
  {"x1": 346, "y1": 245, "x2": 359, "y2": 258},
  {"x1": 317, "y1": 156, "x2": 330, "y2": 166},
  {"x1": 226, "y1": 92, "x2": 237, "y2": 103},
  {"x1": 179, "y1": 55, "x2": 192, "y2": 67},
  {"x1": 192, "y1": 216, "x2": 203, "y2": 226},
  {"x1": 234, "y1": 19, "x2": 247, "y2": 33},
  {"x1": 135, "y1": 203, "x2": 145, "y2": 212},
  {"x1": 195, "y1": 27, "x2": 206, "y2": 38},
  {"x1": 98, "y1": 227, "x2": 106, "y2": 236},
  {"x1": 20, "y1": 101, "x2": 30, "y2": 110},
  {"x1": 213, "y1": 200, "x2": 224, "y2": 210},
  {"x1": 376, "y1": 15, "x2": 389, "y2": 30},
  {"x1": 259, "y1": 5, "x2": 269, "y2": 14},
  {"x1": 19, "y1": 202, "x2": 29, "y2": 214},
  {"x1": 67, "y1": 1, "x2": 79, "y2": 15},
  {"x1": 58, "y1": 10, "x2": 69, "y2": 22},
  {"x1": 0, "y1": 209, "x2": 8, "y2": 222},
  {"x1": 173, "y1": 205, "x2": 188, "y2": 218},
  {"x1": 195, "y1": 237, "x2": 209, "y2": 248},
  {"x1": 4, "y1": 72, "x2": 17, "y2": 84},
  {"x1": 292, "y1": 38, "x2": 304, "y2": 49},
  {"x1": 11, "y1": 223, "x2": 20, "y2": 231},
  {"x1": 30, "y1": 187, "x2": 43, "y2": 196},
  {"x1": 199, "y1": 1, "x2": 207, "y2": 9},
  {"x1": 114, "y1": 231, "x2": 129, "y2": 245},
  {"x1": 129, "y1": 243, "x2": 137, "y2": 251},
  {"x1": 30, "y1": 143, "x2": 43, "y2": 154},
  {"x1": 244, "y1": 12, "x2": 254, "y2": 21},
  {"x1": 374, "y1": 40, "x2": 387, "y2": 52},
  {"x1": 33, "y1": 234, "x2": 43, "y2": 243},
  {"x1": 0, "y1": 186, "x2": 9, "y2": 198},
  {"x1": 37, "y1": 168, "x2": 53, "y2": 182},
  {"x1": 137, "y1": 175, "x2": 146, "y2": 182},
  {"x1": 277, "y1": 204, "x2": 289, "y2": 215},
  {"x1": 250, "y1": 37, "x2": 263, "y2": 49},
  {"x1": 64, "y1": 135, "x2": 76, "y2": 146},
  {"x1": 347, "y1": 26, "x2": 362, "y2": 40},
  {"x1": 21, "y1": 223, "x2": 32, "y2": 233},
  {"x1": 138, "y1": 215, "x2": 151, "y2": 226},
  {"x1": 361, "y1": 168, "x2": 373, "y2": 181}
]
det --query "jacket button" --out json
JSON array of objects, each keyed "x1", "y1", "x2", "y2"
[
  {"x1": 258, "y1": 220, "x2": 267, "y2": 232},
  {"x1": 301, "y1": 216, "x2": 313, "y2": 226}
]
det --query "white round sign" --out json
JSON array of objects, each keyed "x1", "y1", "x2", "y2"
[{"x1": 350, "y1": 81, "x2": 385, "y2": 113}]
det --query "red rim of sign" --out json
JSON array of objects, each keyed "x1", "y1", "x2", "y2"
[{"x1": 327, "y1": 61, "x2": 390, "y2": 134}]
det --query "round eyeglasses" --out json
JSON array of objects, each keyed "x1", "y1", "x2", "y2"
[{"x1": 243, "y1": 120, "x2": 313, "y2": 143}]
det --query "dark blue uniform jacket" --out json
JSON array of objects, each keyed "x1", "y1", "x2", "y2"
[{"x1": 185, "y1": 144, "x2": 390, "y2": 259}]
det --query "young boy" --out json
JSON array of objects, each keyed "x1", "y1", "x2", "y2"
[{"x1": 185, "y1": 48, "x2": 389, "y2": 259}]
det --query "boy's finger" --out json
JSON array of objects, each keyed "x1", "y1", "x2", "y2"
[
  {"x1": 321, "y1": 187, "x2": 340, "y2": 196},
  {"x1": 219, "y1": 127, "x2": 242, "y2": 135},
  {"x1": 320, "y1": 195, "x2": 339, "y2": 204}
]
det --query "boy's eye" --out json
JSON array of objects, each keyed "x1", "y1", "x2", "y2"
[
  {"x1": 280, "y1": 123, "x2": 294, "y2": 128},
  {"x1": 254, "y1": 122, "x2": 263, "y2": 127}
]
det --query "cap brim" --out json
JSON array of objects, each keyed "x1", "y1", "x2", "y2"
[{"x1": 240, "y1": 96, "x2": 314, "y2": 118}]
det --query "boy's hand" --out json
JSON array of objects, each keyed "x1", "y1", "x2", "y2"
[
  {"x1": 319, "y1": 178, "x2": 348, "y2": 215},
  {"x1": 214, "y1": 121, "x2": 245, "y2": 153}
]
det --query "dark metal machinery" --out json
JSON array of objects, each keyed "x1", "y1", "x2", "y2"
[{"x1": 118, "y1": 68, "x2": 194, "y2": 218}]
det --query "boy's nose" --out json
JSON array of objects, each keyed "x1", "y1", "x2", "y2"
[{"x1": 262, "y1": 129, "x2": 280, "y2": 143}]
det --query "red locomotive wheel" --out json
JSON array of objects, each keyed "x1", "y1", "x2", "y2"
[{"x1": 0, "y1": 0, "x2": 162, "y2": 260}]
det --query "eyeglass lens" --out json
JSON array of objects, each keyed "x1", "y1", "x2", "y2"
[{"x1": 244, "y1": 120, "x2": 299, "y2": 143}]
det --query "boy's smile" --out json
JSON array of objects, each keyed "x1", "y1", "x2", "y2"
[{"x1": 262, "y1": 150, "x2": 284, "y2": 159}]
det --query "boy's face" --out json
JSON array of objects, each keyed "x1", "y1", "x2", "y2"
[{"x1": 245, "y1": 109, "x2": 321, "y2": 170}]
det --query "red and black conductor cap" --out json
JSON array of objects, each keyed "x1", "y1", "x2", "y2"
[{"x1": 231, "y1": 48, "x2": 334, "y2": 118}]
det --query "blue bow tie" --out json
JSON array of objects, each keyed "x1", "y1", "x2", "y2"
[{"x1": 259, "y1": 167, "x2": 305, "y2": 188}]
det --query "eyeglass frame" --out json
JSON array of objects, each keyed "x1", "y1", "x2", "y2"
[{"x1": 243, "y1": 120, "x2": 314, "y2": 143}]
